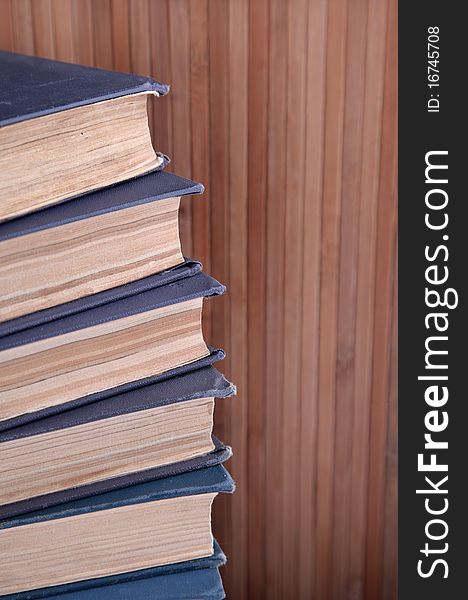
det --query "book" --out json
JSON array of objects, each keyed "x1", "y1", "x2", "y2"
[
  {"x1": 0, "y1": 366, "x2": 235, "y2": 519},
  {"x1": 0, "y1": 169, "x2": 204, "y2": 323},
  {"x1": 1, "y1": 539, "x2": 226, "y2": 599},
  {"x1": 0, "y1": 51, "x2": 170, "y2": 222},
  {"x1": 0, "y1": 465, "x2": 235, "y2": 596},
  {"x1": 3, "y1": 567, "x2": 225, "y2": 600},
  {"x1": 0, "y1": 272, "x2": 224, "y2": 429}
]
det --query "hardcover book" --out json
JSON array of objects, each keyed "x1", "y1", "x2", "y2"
[
  {"x1": 0, "y1": 567, "x2": 225, "y2": 600},
  {"x1": 0, "y1": 51, "x2": 170, "y2": 221},
  {"x1": 0, "y1": 169, "x2": 205, "y2": 323},
  {"x1": 0, "y1": 466, "x2": 235, "y2": 596},
  {"x1": 0, "y1": 366, "x2": 235, "y2": 519},
  {"x1": 0, "y1": 272, "x2": 225, "y2": 429}
]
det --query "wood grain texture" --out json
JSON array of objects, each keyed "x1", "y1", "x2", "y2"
[{"x1": 0, "y1": 1, "x2": 397, "y2": 597}]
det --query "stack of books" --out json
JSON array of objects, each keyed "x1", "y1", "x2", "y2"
[{"x1": 0, "y1": 51, "x2": 234, "y2": 600}]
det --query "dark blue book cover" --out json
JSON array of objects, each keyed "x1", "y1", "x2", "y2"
[
  {"x1": 0, "y1": 51, "x2": 169, "y2": 127},
  {"x1": 8, "y1": 567, "x2": 226, "y2": 600}
]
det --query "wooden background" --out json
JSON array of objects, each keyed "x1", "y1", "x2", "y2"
[{"x1": 0, "y1": 0, "x2": 397, "y2": 598}]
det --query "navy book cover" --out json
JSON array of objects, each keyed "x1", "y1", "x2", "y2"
[
  {"x1": 0, "y1": 51, "x2": 169, "y2": 127},
  {"x1": 1, "y1": 567, "x2": 226, "y2": 600}
]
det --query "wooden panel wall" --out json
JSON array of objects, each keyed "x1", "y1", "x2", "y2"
[{"x1": 0, "y1": 1, "x2": 397, "y2": 598}]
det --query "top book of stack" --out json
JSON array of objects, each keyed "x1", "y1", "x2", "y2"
[{"x1": 0, "y1": 51, "x2": 169, "y2": 222}]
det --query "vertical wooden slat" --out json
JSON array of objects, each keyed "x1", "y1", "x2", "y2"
[
  {"x1": 299, "y1": 0, "x2": 327, "y2": 597},
  {"x1": 92, "y1": 0, "x2": 113, "y2": 69},
  {"x1": 348, "y1": 0, "x2": 390, "y2": 597},
  {"x1": 111, "y1": 0, "x2": 130, "y2": 71},
  {"x1": 52, "y1": 0, "x2": 75, "y2": 62},
  {"x1": 246, "y1": 0, "x2": 269, "y2": 596},
  {"x1": 129, "y1": 0, "x2": 151, "y2": 76},
  {"x1": 226, "y1": 2, "x2": 249, "y2": 598},
  {"x1": 315, "y1": 0, "x2": 348, "y2": 597},
  {"x1": 0, "y1": 2, "x2": 398, "y2": 598},
  {"x1": 71, "y1": 0, "x2": 94, "y2": 66},
  {"x1": 332, "y1": 1, "x2": 368, "y2": 598},
  {"x1": 31, "y1": 0, "x2": 55, "y2": 59},
  {"x1": 365, "y1": 0, "x2": 397, "y2": 596},
  {"x1": 264, "y1": 0, "x2": 288, "y2": 597},
  {"x1": 11, "y1": 0, "x2": 35, "y2": 55},
  {"x1": 111, "y1": 0, "x2": 130, "y2": 72},
  {"x1": 0, "y1": 0, "x2": 14, "y2": 51},
  {"x1": 281, "y1": 1, "x2": 308, "y2": 598}
]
